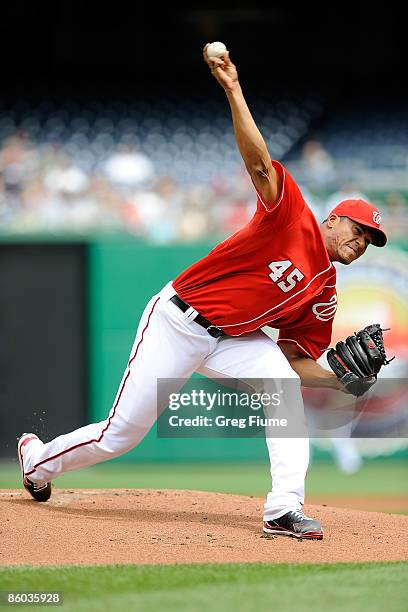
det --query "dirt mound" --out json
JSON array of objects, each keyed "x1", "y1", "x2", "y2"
[{"x1": 1, "y1": 489, "x2": 407, "y2": 566}]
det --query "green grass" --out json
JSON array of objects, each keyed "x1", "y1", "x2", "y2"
[
  {"x1": 0, "y1": 563, "x2": 407, "y2": 612},
  {"x1": 0, "y1": 459, "x2": 407, "y2": 497}
]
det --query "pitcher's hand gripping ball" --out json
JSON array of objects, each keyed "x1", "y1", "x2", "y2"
[
  {"x1": 327, "y1": 324, "x2": 394, "y2": 397},
  {"x1": 206, "y1": 41, "x2": 228, "y2": 58}
]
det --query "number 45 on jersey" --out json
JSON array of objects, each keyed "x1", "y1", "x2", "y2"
[{"x1": 269, "y1": 260, "x2": 304, "y2": 293}]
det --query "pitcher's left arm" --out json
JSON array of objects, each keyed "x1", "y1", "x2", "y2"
[{"x1": 279, "y1": 342, "x2": 341, "y2": 389}]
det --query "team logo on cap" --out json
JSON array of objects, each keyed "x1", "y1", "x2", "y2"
[
  {"x1": 373, "y1": 211, "x2": 381, "y2": 225},
  {"x1": 312, "y1": 294, "x2": 337, "y2": 321}
]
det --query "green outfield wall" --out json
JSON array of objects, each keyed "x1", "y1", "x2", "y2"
[{"x1": 2, "y1": 235, "x2": 406, "y2": 462}]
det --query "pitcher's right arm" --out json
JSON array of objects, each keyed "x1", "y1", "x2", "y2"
[{"x1": 203, "y1": 44, "x2": 281, "y2": 206}]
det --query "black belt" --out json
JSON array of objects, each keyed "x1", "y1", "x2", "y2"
[{"x1": 170, "y1": 295, "x2": 225, "y2": 338}]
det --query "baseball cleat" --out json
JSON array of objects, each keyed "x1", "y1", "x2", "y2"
[
  {"x1": 17, "y1": 433, "x2": 52, "y2": 502},
  {"x1": 263, "y1": 509, "x2": 323, "y2": 540}
]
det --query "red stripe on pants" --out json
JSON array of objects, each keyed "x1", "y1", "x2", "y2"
[{"x1": 25, "y1": 296, "x2": 161, "y2": 476}]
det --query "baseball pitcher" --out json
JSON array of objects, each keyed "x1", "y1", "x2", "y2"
[{"x1": 18, "y1": 45, "x2": 391, "y2": 540}]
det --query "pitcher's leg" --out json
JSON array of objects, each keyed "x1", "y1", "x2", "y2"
[
  {"x1": 263, "y1": 437, "x2": 309, "y2": 520},
  {"x1": 23, "y1": 288, "x2": 212, "y2": 484},
  {"x1": 198, "y1": 331, "x2": 310, "y2": 521},
  {"x1": 23, "y1": 295, "x2": 163, "y2": 483},
  {"x1": 23, "y1": 381, "x2": 156, "y2": 483},
  {"x1": 263, "y1": 372, "x2": 309, "y2": 520}
]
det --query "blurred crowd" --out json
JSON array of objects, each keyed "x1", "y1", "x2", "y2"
[
  {"x1": 0, "y1": 131, "x2": 259, "y2": 242},
  {"x1": 0, "y1": 99, "x2": 407, "y2": 243}
]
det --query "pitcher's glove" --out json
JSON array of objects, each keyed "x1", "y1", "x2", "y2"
[{"x1": 327, "y1": 324, "x2": 394, "y2": 397}]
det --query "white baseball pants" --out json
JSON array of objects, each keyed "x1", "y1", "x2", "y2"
[{"x1": 23, "y1": 281, "x2": 309, "y2": 520}]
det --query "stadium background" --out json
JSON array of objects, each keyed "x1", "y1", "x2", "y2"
[
  {"x1": 1, "y1": 2, "x2": 407, "y2": 461},
  {"x1": 0, "y1": 4, "x2": 407, "y2": 608}
]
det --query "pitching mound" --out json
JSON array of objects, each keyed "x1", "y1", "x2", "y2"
[{"x1": 1, "y1": 489, "x2": 407, "y2": 566}]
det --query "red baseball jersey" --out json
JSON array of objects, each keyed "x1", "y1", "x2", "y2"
[{"x1": 172, "y1": 160, "x2": 337, "y2": 360}]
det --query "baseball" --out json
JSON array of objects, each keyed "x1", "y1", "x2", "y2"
[{"x1": 207, "y1": 41, "x2": 227, "y2": 59}]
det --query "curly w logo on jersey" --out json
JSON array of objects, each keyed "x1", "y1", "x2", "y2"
[{"x1": 312, "y1": 294, "x2": 338, "y2": 321}]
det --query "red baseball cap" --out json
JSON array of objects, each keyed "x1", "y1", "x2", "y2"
[{"x1": 329, "y1": 199, "x2": 387, "y2": 247}]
